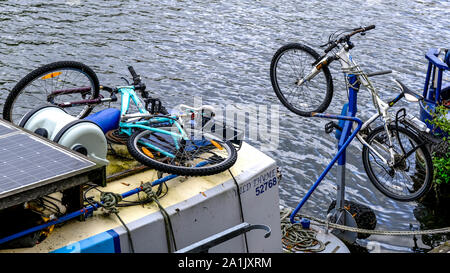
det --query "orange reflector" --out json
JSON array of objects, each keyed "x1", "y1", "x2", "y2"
[
  {"x1": 210, "y1": 140, "x2": 223, "y2": 150},
  {"x1": 141, "y1": 147, "x2": 154, "y2": 158},
  {"x1": 41, "y1": 72, "x2": 62, "y2": 80}
]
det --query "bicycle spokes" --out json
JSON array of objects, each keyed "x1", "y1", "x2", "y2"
[
  {"x1": 270, "y1": 43, "x2": 333, "y2": 117},
  {"x1": 3, "y1": 62, "x2": 100, "y2": 124},
  {"x1": 129, "y1": 128, "x2": 237, "y2": 176},
  {"x1": 363, "y1": 125, "x2": 432, "y2": 201}
]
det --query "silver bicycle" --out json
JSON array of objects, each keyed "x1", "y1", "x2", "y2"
[{"x1": 271, "y1": 25, "x2": 434, "y2": 201}]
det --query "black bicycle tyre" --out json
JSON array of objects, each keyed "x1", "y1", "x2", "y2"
[
  {"x1": 362, "y1": 125, "x2": 433, "y2": 201},
  {"x1": 3, "y1": 61, "x2": 100, "y2": 123},
  {"x1": 270, "y1": 43, "x2": 333, "y2": 117},
  {"x1": 127, "y1": 130, "x2": 238, "y2": 176}
]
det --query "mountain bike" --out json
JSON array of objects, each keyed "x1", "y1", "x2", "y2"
[
  {"x1": 3, "y1": 61, "x2": 237, "y2": 176},
  {"x1": 270, "y1": 25, "x2": 434, "y2": 201}
]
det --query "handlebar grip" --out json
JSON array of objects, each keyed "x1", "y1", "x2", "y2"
[
  {"x1": 353, "y1": 25, "x2": 376, "y2": 32},
  {"x1": 324, "y1": 42, "x2": 337, "y2": 53},
  {"x1": 128, "y1": 66, "x2": 138, "y2": 79}
]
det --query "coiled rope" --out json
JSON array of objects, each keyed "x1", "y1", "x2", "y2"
[{"x1": 280, "y1": 209, "x2": 327, "y2": 252}]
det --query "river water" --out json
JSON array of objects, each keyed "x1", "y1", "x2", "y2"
[{"x1": 0, "y1": 0, "x2": 449, "y2": 252}]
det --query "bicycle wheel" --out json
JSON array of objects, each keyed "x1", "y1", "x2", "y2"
[
  {"x1": 127, "y1": 129, "x2": 238, "y2": 176},
  {"x1": 270, "y1": 43, "x2": 333, "y2": 117},
  {"x1": 362, "y1": 125, "x2": 433, "y2": 201},
  {"x1": 3, "y1": 61, "x2": 100, "y2": 124}
]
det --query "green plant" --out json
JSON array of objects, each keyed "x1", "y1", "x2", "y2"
[
  {"x1": 429, "y1": 105, "x2": 450, "y2": 138},
  {"x1": 433, "y1": 156, "x2": 449, "y2": 184},
  {"x1": 428, "y1": 105, "x2": 450, "y2": 185}
]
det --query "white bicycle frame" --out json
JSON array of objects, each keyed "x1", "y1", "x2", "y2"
[{"x1": 328, "y1": 46, "x2": 400, "y2": 165}]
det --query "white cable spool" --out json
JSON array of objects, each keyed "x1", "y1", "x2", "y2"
[{"x1": 19, "y1": 105, "x2": 109, "y2": 166}]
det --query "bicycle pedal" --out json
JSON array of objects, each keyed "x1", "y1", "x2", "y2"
[
  {"x1": 325, "y1": 121, "x2": 342, "y2": 134},
  {"x1": 325, "y1": 122, "x2": 334, "y2": 134},
  {"x1": 144, "y1": 98, "x2": 165, "y2": 114}
]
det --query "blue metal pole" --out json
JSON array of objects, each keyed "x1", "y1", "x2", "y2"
[
  {"x1": 335, "y1": 75, "x2": 360, "y2": 217},
  {"x1": 0, "y1": 205, "x2": 98, "y2": 245},
  {"x1": 289, "y1": 114, "x2": 362, "y2": 224},
  {"x1": 436, "y1": 69, "x2": 443, "y2": 104},
  {"x1": 337, "y1": 74, "x2": 359, "y2": 165},
  {"x1": 423, "y1": 62, "x2": 432, "y2": 99}
]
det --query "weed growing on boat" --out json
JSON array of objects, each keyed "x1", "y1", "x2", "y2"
[{"x1": 428, "y1": 105, "x2": 450, "y2": 186}]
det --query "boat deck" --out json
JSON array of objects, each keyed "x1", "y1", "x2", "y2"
[{"x1": 1, "y1": 142, "x2": 283, "y2": 253}]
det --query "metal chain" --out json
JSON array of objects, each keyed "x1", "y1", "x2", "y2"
[{"x1": 298, "y1": 213, "x2": 450, "y2": 236}]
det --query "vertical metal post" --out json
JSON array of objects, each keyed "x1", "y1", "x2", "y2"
[
  {"x1": 329, "y1": 74, "x2": 360, "y2": 243},
  {"x1": 436, "y1": 69, "x2": 443, "y2": 104},
  {"x1": 423, "y1": 62, "x2": 432, "y2": 99},
  {"x1": 335, "y1": 74, "x2": 359, "y2": 216},
  {"x1": 336, "y1": 164, "x2": 346, "y2": 215}
]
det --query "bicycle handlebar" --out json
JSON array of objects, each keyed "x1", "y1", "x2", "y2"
[
  {"x1": 352, "y1": 25, "x2": 375, "y2": 34},
  {"x1": 128, "y1": 66, "x2": 140, "y2": 83},
  {"x1": 127, "y1": 65, "x2": 147, "y2": 93},
  {"x1": 324, "y1": 25, "x2": 376, "y2": 53}
]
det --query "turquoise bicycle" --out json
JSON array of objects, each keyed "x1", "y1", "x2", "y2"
[{"x1": 3, "y1": 61, "x2": 238, "y2": 176}]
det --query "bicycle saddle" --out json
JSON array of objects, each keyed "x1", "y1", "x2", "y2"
[{"x1": 393, "y1": 79, "x2": 424, "y2": 101}]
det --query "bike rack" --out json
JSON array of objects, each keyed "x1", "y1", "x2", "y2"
[
  {"x1": 290, "y1": 74, "x2": 362, "y2": 243},
  {"x1": 290, "y1": 114, "x2": 362, "y2": 221}
]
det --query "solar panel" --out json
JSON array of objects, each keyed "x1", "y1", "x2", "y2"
[
  {"x1": 0, "y1": 119, "x2": 101, "y2": 208},
  {"x1": 0, "y1": 123, "x2": 15, "y2": 136}
]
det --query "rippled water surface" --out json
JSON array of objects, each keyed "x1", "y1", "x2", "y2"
[{"x1": 0, "y1": 0, "x2": 449, "y2": 252}]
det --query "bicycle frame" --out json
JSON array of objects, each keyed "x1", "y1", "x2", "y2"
[
  {"x1": 106, "y1": 86, "x2": 230, "y2": 163},
  {"x1": 48, "y1": 82, "x2": 216, "y2": 159},
  {"x1": 334, "y1": 46, "x2": 402, "y2": 165},
  {"x1": 49, "y1": 85, "x2": 115, "y2": 109},
  {"x1": 115, "y1": 86, "x2": 187, "y2": 158}
]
